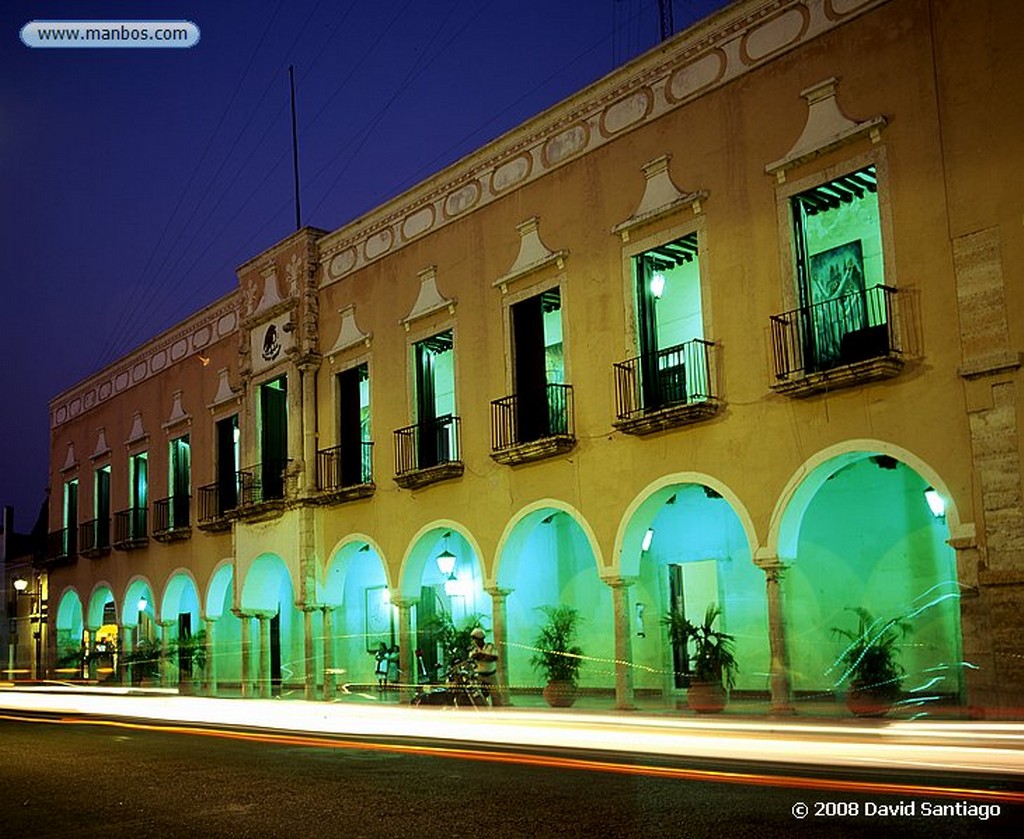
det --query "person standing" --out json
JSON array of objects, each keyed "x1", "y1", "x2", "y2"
[{"x1": 468, "y1": 627, "x2": 500, "y2": 706}]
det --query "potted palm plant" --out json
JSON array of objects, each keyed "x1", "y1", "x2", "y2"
[
  {"x1": 831, "y1": 607, "x2": 911, "y2": 717},
  {"x1": 170, "y1": 630, "x2": 207, "y2": 694},
  {"x1": 531, "y1": 605, "x2": 584, "y2": 707},
  {"x1": 124, "y1": 638, "x2": 164, "y2": 687},
  {"x1": 662, "y1": 604, "x2": 737, "y2": 713}
]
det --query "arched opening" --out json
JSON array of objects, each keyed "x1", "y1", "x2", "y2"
[
  {"x1": 403, "y1": 526, "x2": 489, "y2": 684},
  {"x1": 620, "y1": 483, "x2": 769, "y2": 700},
  {"x1": 240, "y1": 553, "x2": 297, "y2": 696},
  {"x1": 323, "y1": 538, "x2": 391, "y2": 691},
  {"x1": 780, "y1": 453, "x2": 963, "y2": 708},
  {"x1": 85, "y1": 585, "x2": 117, "y2": 682},
  {"x1": 161, "y1": 572, "x2": 201, "y2": 688},
  {"x1": 123, "y1": 577, "x2": 157, "y2": 685},
  {"x1": 496, "y1": 506, "x2": 607, "y2": 693},
  {"x1": 54, "y1": 590, "x2": 84, "y2": 678},
  {"x1": 204, "y1": 561, "x2": 240, "y2": 692}
]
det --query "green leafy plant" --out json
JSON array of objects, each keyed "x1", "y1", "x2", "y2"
[
  {"x1": 662, "y1": 604, "x2": 738, "y2": 690},
  {"x1": 530, "y1": 605, "x2": 584, "y2": 686},
  {"x1": 124, "y1": 638, "x2": 163, "y2": 682},
  {"x1": 170, "y1": 630, "x2": 208, "y2": 675},
  {"x1": 422, "y1": 610, "x2": 485, "y2": 675},
  {"x1": 831, "y1": 607, "x2": 911, "y2": 700}
]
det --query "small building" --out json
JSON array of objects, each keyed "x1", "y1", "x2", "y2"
[{"x1": 42, "y1": 0, "x2": 1024, "y2": 713}]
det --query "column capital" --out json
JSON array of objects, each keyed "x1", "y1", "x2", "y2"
[
  {"x1": 390, "y1": 595, "x2": 418, "y2": 610},
  {"x1": 156, "y1": 620, "x2": 175, "y2": 629},
  {"x1": 601, "y1": 574, "x2": 638, "y2": 589},
  {"x1": 202, "y1": 615, "x2": 220, "y2": 626},
  {"x1": 319, "y1": 603, "x2": 338, "y2": 614},
  {"x1": 484, "y1": 585, "x2": 513, "y2": 598},
  {"x1": 231, "y1": 608, "x2": 253, "y2": 620}
]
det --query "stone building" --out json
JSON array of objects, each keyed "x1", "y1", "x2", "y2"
[{"x1": 40, "y1": 0, "x2": 1023, "y2": 713}]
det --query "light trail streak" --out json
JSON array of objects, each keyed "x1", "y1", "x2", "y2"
[{"x1": 4, "y1": 712, "x2": 1022, "y2": 805}]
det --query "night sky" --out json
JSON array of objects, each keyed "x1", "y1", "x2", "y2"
[{"x1": 0, "y1": 0, "x2": 731, "y2": 531}]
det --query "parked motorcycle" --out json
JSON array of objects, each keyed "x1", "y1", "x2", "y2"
[{"x1": 411, "y1": 659, "x2": 485, "y2": 708}]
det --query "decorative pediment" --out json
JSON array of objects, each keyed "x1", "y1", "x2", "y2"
[
  {"x1": 209, "y1": 368, "x2": 239, "y2": 410},
  {"x1": 163, "y1": 390, "x2": 191, "y2": 431},
  {"x1": 327, "y1": 305, "x2": 372, "y2": 357},
  {"x1": 765, "y1": 77, "x2": 886, "y2": 182},
  {"x1": 401, "y1": 266, "x2": 456, "y2": 330},
  {"x1": 91, "y1": 428, "x2": 110, "y2": 460},
  {"x1": 252, "y1": 265, "x2": 284, "y2": 316},
  {"x1": 493, "y1": 217, "x2": 568, "y2": 293},
  {"x1": 612, "y1": 155, "x2": 707, "y2": 241},
  {"x1": 61, "y1": 442, "x2": 78, "y2": 472},
  {"x1": 127, "y1": 411, "x2": 147, "y2": 446}
]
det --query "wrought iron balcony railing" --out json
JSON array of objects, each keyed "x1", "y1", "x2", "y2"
[
  {"x1": 491, "y1": 384, "x2": 575, "y2": 454},
  {"x1": 770, "y1": 284, "x2": 901, "y2": 381},
  {"x1": 197, "y1": 480, "x2": 238, "y2": 526},
  {"x1": 316, "y1": 441, "x2": 374, "y2": 492},
  {"x1": 47, "y1": 528, "x2": 77, "y2": 563},
  {"x1": 153, "y1": 495, "x2": 191, "y2": 539},
  {"x1": 614, "y1": 338, "x2": 716, "y2": 422},
  {"x1": 113, "y1": 506, "x2": 148, "y2": 549},
  {"x1": 78, "y1": 517, "x2": 110, "y2": 557},
  {"x1": 394, "y1": 415, "x2": 462, "y2": 479},
  {"x1": 237, "y1": 459, "x2": 289, "y2": 507}
]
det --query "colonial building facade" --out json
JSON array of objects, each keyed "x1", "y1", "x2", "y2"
[{"x1": 40, "y1": 0, "x2": 1023, "y2": 713}]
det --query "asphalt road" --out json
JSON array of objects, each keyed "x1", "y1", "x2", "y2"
[{"x1": 0, "y1": 714, "x2": 1020, "y2": 838}]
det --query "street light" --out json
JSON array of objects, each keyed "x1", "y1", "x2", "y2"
[{"x1": 13, "y1": 577, "x2": 29, "y2": 594}]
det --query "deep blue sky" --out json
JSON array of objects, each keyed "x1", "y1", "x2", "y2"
[{"x1": 0, "y1": 0, "x2": 731, "y2": 531}]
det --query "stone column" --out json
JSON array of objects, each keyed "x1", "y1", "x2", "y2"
[
  {"x1": 234, "y1": 610, "x2": 252, "y2": 698},
  {"x1": 202, "y1": 618, "x2": 218, "y2": 697},
  {"x1": 302, "y1": 605, "x2": 317, "y2": 701},
  {"x1": 606, "y1": 577, "x2": 637, "y2": 711},
  {"x1": 258, "y1": 613, "x2": 272, "y2": 698},
  {"x1": 321, "y1": 606, "x2": 337, "y2": 702},
  {"x1": 157, "y1": 620, "x2": 175, "y2": 688},
  {"x1": 485, "y1": 586, "x2": 513, "y2": 706},
  {"x1": 121, "y1": 624, "x2": 134, "y2": 686},
  {"x1": 763, "y1": 561, "x2": 795, "y2": 714},
  {"x1": 84, "y1": 628, "x2": 98, "y2": 681},
  {"x1": 948, "y1": 530, "x2": 983, "y2": 711},
  {"x1": 391, "y1": 595, "x2": 417, "y2": 702},
  {"x1": 299, "y1": 360, "x2": 320, "y2": 496}
]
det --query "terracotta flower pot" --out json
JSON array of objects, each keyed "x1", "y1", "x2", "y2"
[
  {"x1": 686, "y1": 680, "x2": 727, "y2": 714},
  {"x1": 542, "y1": 679, "x2": 578, "y2": 708},
  {"x1": 845, "y1": 681, "x2": 895, "y2": 717}
]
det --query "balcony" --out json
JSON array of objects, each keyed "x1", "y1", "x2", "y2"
[
  {"x1": 153, "y1": 495, "x2": 191, "y2": 542},
  {"x1": 394, "y1": 415, "x2": 463, "y2": 489},
  {"x1": 78, "y1": 518, "x2": 110, "y2": 558},
  {"x1": 45, "y1": 528, "x2": 77, "y2": 565},
  {"x1": 196, "y1": 482, "x2": 237, "y2": 531},
  {"x1": 613, "y1": 338, "x2": 720, "y2": 435},
  {"x1": 314, "y1": 442, "x2": 375, "y2": 504},
  {"x1": 491, "y1": 383, "x2": 576, "y2": 465},
  {"x1": 231, "y1": 460, "x2": 290, "y2": 522},
  {"x1": 770, "y1": 284, "x2": 903, "y2": 397},
  {"x1": 113, "y1": 507, "x2": 148, "y2": 551}
]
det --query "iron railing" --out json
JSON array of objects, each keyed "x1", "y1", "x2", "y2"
[
  {"x1": 394, "y1": 415, "x2": 461, "y2": 476},
  {"x1": 197, "y1": 480, "x2": 238, "y2": 524},
  {"x1": 614, "y1": 338, "x2": 714, "y2": 421},
  {"x1": 317, "y1": 441, "x2": 374, "y2": 491},
  {"x1": 491, "y1": 383, "x2": 575, "y2": 451},
  {"x1": 47, "y1": 528, "x2": 76, "y2": 562},
  {"x1": 113, "y1": 506, "x2": 147, "y2": 546},
  {"x1": 153, "y1": 495, "x2": 191, "y2": 534},
  {"x1": 236, "y1": 459, "x2": 289, "y2": 506},
  {"x1": 770, "y1": 284, "x2": 899, "y2": 379},
  {"x1": 78, "y1": 517, "x2": 110, "y2": 555}
]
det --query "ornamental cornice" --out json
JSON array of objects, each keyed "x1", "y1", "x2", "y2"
[
  {"x1": 318, "y1": 0, "x2": 890, "y2": 286},
  {"x1": 50, "y1": 292, "x2": 241, "y2": 430}
]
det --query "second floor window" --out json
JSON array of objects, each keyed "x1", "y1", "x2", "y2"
[
  {"x1": 215, "y1": 414, "x2": 239, "y2": 513},
  {"x1": 130, "y1": 451, "x2": 147, "y2": 538},
  {"x1": 260, "y1": 376, "x2": 288, "y2": 499},
  {"x1": 634, "y1": 232, "x2": 704, "y2": 409},
  {"x1": 414, "y1": 331, "x2": 455, "y2": 468},
  {"x1": 510, "y1": 288, "x2": 566, "y2": 442},
  {"x1": 63, "y1": 477, "x2": 78, "y2": 555},
  {"x1": 169, "y1": 435, "x2": 191, "y2": 528},
  {"x1": 94, "y1": 465, "x2": 110, "y2": 548},
  {"x1": 337, "y1": 363, "x2": 371, "y2": 485}
]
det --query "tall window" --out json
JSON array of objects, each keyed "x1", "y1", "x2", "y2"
[
  {"x1": 63, "y1": 477, "x2": 78, "y2": 556},
  {"x1": 259, "y1": 376, "x2": 288, "y2": 499},
  {"x1": 337, "y1": 363, "x2": 371, "y2": 485},
  {"x1": 94, "y1": 465, "x2": 110, "y2": 549},
  {"x1": 130, "y1": 451, "x2": 147, "y2": 538},
  {"x1": 215, "y1": 415, "x2": 239, "y2": 513},
  {"x1": 169, "y1": 435, "x2": 191, "y2": 528},
  {"x1": 791, "y1": 165, "x2": 884, "y2": 369},
  {"x1": 414, "y1": 331, "x2": 455, "y2": 468},
  {"x1": 511, "y1": 288, "x2": 565, "y2": 441},
  {"x1": 634, "y1": 232, "x2": 704, "y2": 408}
]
